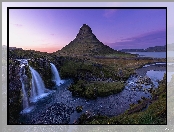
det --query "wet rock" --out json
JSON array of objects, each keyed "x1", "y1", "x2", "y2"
[{"x1": 136, "y1": 76, "x2": 153, "y2": 85}]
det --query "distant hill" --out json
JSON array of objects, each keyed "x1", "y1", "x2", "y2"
[
  {"x1": 145, "y1": 45, "x2": 166, "y2": 52},
  {"x1": 55, "y1": 24, "x2": 123, "y2": 57},
  {"x1": 120, "y1": 45, "x2": 166, "y2": 52}
]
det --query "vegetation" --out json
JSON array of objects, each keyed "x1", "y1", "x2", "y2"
[
  {"x1": 7, "y1": 23, "x2": 167, "y2": 124},
  {"x1": 69, "y1": 80, "x2": 124, "y2": 99},
  {"x1": 76, "y1": 74, "x2": 166, "y2": 124},
  {"x1": 8, "y1": 48, "x2": 166, "y2": 99}
]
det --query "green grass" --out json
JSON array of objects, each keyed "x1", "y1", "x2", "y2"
[
  {"x1": 76, "y1": 74, "x2": 166, "y2": 124},
  {"x1": 101, "y1": 52, "x2": 137, "y2": 58},
  {"x1": 69, "y1": 80, "x2": 125, "y2": 99}
]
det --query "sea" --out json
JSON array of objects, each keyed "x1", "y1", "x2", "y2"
[{"x1": 128, "y1": 51, "x2": 174, "y2": 83}]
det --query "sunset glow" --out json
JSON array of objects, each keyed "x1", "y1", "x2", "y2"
[{"x1": 8, "y1": 7, "x2": 166, "y2": 53}]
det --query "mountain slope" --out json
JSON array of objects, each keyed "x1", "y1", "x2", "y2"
[{"x1": 56, "y1": 24, "x2": 119, "y2": 56}]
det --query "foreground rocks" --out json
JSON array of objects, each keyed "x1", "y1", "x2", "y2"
[{"x1": 29, "y1": 102, "x2": 74, "y2": 124}]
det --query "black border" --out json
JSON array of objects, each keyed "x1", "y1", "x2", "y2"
[{"x1": 7, "y1": 7, "x2": 167, "y2": 125}]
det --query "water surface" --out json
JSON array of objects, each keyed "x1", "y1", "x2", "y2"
[
  {"x1": 20, "y1": 63, "x2": 166, "y2": 124},
  {"x1": 128, "y1": 52, "x2": 166, "y2": 58}
]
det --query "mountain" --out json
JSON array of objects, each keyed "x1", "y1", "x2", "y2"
[
  {"x1": 120, "y1": 45, "x2": 166, "y2": 52},
  {"x1": 56, "y1": 24, "x2": 118, "y2": 56}
]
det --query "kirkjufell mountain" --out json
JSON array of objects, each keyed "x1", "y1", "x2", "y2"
[{"x1": 56, "y1": 24, "x2": 118, "y2": 56}]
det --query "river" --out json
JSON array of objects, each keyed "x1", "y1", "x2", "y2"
[{"x1": 19, "y1": 62, "x2": 166, "y2": 124}]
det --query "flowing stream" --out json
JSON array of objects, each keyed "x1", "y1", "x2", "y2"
[{"x1": 19, "y1": 61, "x2": 166, "y2": 124}]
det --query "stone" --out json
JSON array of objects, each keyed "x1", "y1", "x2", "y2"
[{"x1": 76, "y1": 106, "x2": 83, "y2": 113}]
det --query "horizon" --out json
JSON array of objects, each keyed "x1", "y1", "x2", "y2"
[
  {"x1": 8, "y1": 8, "x2": 166, "y2": 53},
  {"x1": 8, "y1": 44, "x2": 167, "y2": 54}
]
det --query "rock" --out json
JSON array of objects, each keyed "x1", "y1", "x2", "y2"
[
  {"x1": 76, "y1": 106, "x2": 83, "y2": 113},
  {"x1": 30, "y1": 102, "x2": 74, "y2": 124}
]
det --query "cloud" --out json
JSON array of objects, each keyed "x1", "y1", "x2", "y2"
[
  {"x1": 107, "y1": 29, "x2": 166, "y2": 50},
  {"x1": 103, "y1": 9, "x2": 117, "y2": 18}
]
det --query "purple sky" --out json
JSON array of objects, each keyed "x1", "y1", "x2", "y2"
[{"x1": 9, "y1": 8, "x2": 166, "y2": 53}]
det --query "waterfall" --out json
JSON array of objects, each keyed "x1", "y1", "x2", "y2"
[
  {"x1": 18, "y1": 59, "x2": 53, "y2": 114},
  {"x1": 29, "y1": 66, "x2": 46, "y2": 101},
  {"x1": 21, "y1": 82, "x2": 29, "y2": 109},
  {"x1": 19, "y1": 64, "x2": 29, "y2": 110},
  {"x1": 50, "y1": 63, "x2": 64, "y2": 86}
]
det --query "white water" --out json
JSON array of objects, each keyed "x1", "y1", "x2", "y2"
[
  {"x1": 21, "y1": 82, "x2": 29, "y2": 109},
  {"x1": 19, "y1": 63, "x2": 29, "y2": 110},
  {"x1": 21, "y1": 65, "x2": 53, "y2": 114},
  {"x1": 50, "y1": 63, "x2": 64, "y2": 86},
  {"x1": 29, "y1": 66, "x2": 46, "y2": 102}
]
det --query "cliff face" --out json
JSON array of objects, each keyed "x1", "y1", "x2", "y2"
[
  {"x1": 9, "y1": 60, "x2": 22, "y2": 124},
  {"x1": 56, "y1": 24, "x2": 117, "y2": 56}
]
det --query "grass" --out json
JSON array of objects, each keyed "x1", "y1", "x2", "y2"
[
  {"x1": 68, "y1": 80, "x2": 125, "y2": 99},
  {"x1": 100, "y1": 52, "x2": 137, "y2": 58},
  {"x1": 59, "y1": 54, "x2": 166, "y2": 99},
  {"x1": 76, "y1": 74, "x2": 166, "y2": 124}
]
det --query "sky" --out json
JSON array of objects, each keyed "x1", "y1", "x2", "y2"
[{"x1": 2, "y1": 2, "x2": 173, "y2": 53}]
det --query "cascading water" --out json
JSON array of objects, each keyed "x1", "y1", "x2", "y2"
[
  {"x1": 19, "y1": 65, "x2": 29, "y2": 110},
  {"x1": 19, "y1": 59, "x2": 55, "y2": 116},
  {"x1": 29, "y1": 66, "x2": 47, "y2": 102},
  {"x1": 50, "y1": 63, "x2": 64, "y2": 86},
  {"x1": 21, "y1": 82, "x2": 29, "y2": 108}
]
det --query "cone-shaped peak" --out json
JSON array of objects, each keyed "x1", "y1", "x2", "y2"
[
  {"x1": 75, "y1": 24, "x2": 97, "y2": 41},
  {"x1": 58, "y1": 23, "x2": 116, "y2": 56},
  {"x1": 79, "y1": 24, "x2": 92, "y2": 34}
]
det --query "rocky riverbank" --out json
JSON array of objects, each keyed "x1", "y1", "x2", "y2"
[
  {"x1": 29, "y1": 102, "x2": 74, "y2": 124},
  {"x1": 74, "y1": 73, "x2": 166, "y2": 124}
]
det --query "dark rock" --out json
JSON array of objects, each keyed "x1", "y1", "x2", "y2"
[
  {"x1": 76, "y1": 106, "x2": 83, "y2": 113},
  {"x1": 30, "y1": 102, "x2": 74, "y2": 124}
]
